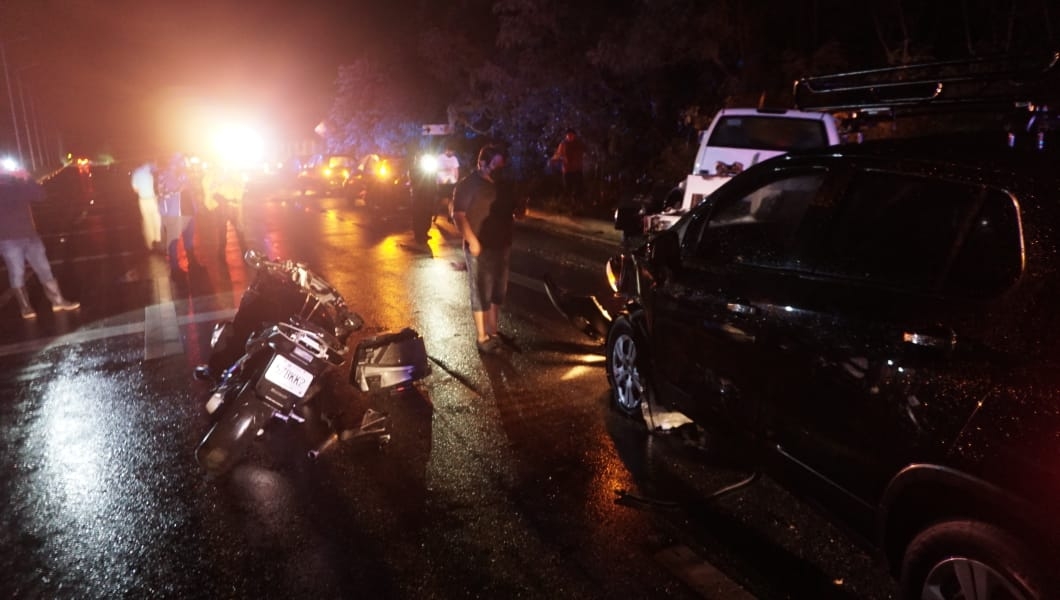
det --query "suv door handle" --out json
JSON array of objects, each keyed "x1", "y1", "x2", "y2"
[
  {"x1": 902, "y1": 329, "x2": 956, "y2": 350},
  {"x1": 726, "y1": 302, "x2": 756, "y2": 316}
]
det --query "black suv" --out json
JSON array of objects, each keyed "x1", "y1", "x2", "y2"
[{"x1": 547, "y1": 55, "x2": 1060, "y2": 598}]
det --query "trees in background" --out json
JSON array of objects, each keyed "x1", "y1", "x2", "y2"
[{"x1": 325, "y1": 0, "x2": 1060, "y2": 209}]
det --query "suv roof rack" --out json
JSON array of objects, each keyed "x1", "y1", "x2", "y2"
[
  {"x1": 794, "y1": 51, "x2": 1060, "y2": 113},
  {"x1": 794, "y1": 51, "x2": 1060, "y2": 144}
]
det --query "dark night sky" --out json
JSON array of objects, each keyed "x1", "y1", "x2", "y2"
[{"x1": 0, "y1": 0, "x2": 408, "y2": 161}]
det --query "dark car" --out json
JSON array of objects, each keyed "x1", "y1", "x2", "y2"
[
  {"x1": 542, "y1": 55, "x2": 1060, "y2": 599},
  {"x1": 562, "y1": 131, "x2": 1060, "y2": 599},
  {"x1": 345, "y1": 153, "x2": 411, "y2": 209},
  {"x1": 296, "y1": 154, "x2": 356, "y2": 195}
]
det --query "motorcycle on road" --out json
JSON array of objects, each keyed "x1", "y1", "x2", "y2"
[
  {"x1": 195, "y1": 250, "x2": 430, "y2": 477},
  {"x1": 197, "y1": 250, "x2": 363, "y2": 382}
]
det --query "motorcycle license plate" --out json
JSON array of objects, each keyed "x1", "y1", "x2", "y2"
[{"x1": 263, "y1": 355, "x2": 313, "y2": 398}]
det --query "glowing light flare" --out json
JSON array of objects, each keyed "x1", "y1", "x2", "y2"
[
  {"x1": 419, "y1": 154, "x2": 439, "y2": 173},
  {"x1": 156, "y1": 93, "x2": 274, "y2": 167},
  {"x1": 375, "y1": 162, "x2": 390, "y2": 179},
  {"x1": 212, "y1": 124, "x2": 265, "y2": 169},
  {"x1": 1, "y1": 156, "x2": 21, "y2": 172}
]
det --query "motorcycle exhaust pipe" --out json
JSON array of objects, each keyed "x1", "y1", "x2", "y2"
[{"x1": 308, "y1": 433, "x2": 339, "y2": 460}]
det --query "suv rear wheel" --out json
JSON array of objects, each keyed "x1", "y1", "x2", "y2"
[
  {"x1": 900, "y1": 520, "x2": 1048, "y2": 600},
  {"x1": 605, "y1": 316, "x2": 651, "y2": 418}
]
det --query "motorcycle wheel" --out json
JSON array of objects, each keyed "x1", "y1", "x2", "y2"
[{"x1": 195, "y1": 395, "x2": 274, "y2": 477}]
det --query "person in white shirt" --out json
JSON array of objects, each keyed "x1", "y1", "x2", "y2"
[
  {"x1": 131, "y1": 161, "x2": 162, "y2": 252},
  {"x1": 435, "y1": 145, "x2": 460, "y2": 223}
]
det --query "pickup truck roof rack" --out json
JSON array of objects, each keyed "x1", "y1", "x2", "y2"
[{"x1": 793, "y1": 51, "x2": 1060, "y2": 144}]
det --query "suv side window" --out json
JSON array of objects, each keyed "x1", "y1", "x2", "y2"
[
  {"x1": 944, "y1": 189, "x2": 1022, "y2": 296},
  {"x1": 813, "y1": 170, "x2": 1001, "y2": 292},
  {"x1": 692, "y1": 173, "x2": 826, "y2": 269}
]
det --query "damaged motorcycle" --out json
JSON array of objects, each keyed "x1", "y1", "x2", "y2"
[{"x1": 194, "y1": 250, "x2": 430, "y2": 476}]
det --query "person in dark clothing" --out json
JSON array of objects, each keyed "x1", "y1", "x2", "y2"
[
  {"x1": 452, "y1": 145, "x2": 509, "y2": 354},
  {"x1": 411, "y1": 155, "x2": 438, "y2": 244},
  {"x1": 202, "y1": 166, "x2": 247, "y2": 259},
  {"x1": 157, "y1": 153, "x2": 200, "y2": 275},
  {"x1": 0, "y1": 167, "x2": 80, "y2": 318}
]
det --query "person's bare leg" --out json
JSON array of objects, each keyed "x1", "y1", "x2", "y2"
[
  {"x1": 485, "y1": 304, "x2": 499, "y2": 337},
  {"x1": 473, "y1": 310, "x2": 490, "y2": 343}
]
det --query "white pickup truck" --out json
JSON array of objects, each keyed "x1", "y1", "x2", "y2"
[{"x1": 644, "y1": 107, "x2": 841, "y2": 232}]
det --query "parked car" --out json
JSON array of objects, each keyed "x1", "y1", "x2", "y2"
[
  {"x1": 345, "y1": 153, "x2": 411, "y2": 209},
  {"x1": 553, "y1": 127, "x2": 1060, "y2": 598}
]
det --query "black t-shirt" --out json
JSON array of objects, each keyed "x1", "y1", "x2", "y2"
[
  {"x1": 453, "y1": 171, "x2": 496, "y2": 239},
  {"x1": 479, "y1": 177, "x2": 515, "y2": 249}
]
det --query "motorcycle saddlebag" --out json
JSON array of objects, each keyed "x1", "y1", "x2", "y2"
[{"x1": 352, "y1": 328, "x2": 430, "y2": 392}]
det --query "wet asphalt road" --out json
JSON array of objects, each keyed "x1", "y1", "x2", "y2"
[{"x1": 0, "y1": 167, "x2": 900, "y2": 599}]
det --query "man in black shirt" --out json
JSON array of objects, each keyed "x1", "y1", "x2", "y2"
[{"x1": 452, "y1": 145, "x2": 509, "y2": 354}]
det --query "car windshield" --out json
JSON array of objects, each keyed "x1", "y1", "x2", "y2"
[{"x1": 708, "y1": 116, "x2": 828, "y2": 151}]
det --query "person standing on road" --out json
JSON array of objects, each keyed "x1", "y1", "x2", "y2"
[
  {"x1": 156, "y1": 153, "x2": 199, "y2": 275},
  {"x1": 131, "y1": 160, "x2": 162, "y2": 253},
  {"x1": 411, "y1": 154, "x2": 438, "y2": 244},
  {"x1": 552, "y1": 128, "x2": 586, "y2": 210},
  {"x1": 435, "y1": 144, "x2": 460, "y2": 223},
  {"x1": 0, "y1": 165, "x2": 80, "y2": 319},
  {"x1": 479, "y1": 155, "x2": 519, "y2": 335},
  {"x1": 452, "y1": 145, "x2": 508, "y2": 354},
  {"x1": 202, "y1": 166, "x2": 247, "y2": 259}
]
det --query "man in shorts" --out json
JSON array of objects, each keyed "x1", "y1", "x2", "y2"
[{"x1": 452, "y1": 145, "x2": 508, "y2": 354}]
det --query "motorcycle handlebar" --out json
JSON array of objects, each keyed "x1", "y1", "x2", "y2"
[{"x1": 244, "y1": 249, "x2": 364, "y2": 336}]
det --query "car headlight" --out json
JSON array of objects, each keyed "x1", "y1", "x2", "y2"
[
  {"x1": 605, "y1": 257, "x2": 620, "y2": 293},
  {"x1": 419, "y1": 154, "x2": 439, "y2": 173}
]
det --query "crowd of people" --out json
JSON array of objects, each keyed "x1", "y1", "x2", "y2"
[
  {"x1": 2, "y1": 131, "x2": 585, "y2": 356},
  {"x1": 131, "y1": 153, "x2": 247, "y2": 278}
]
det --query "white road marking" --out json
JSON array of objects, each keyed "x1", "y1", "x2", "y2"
[
  {"x1": 0, "y1": 307, "x2": 236, "y2": 359},
  {"x1": 0, "y1": 245, "x2": 549, "y2": 361},
  {"x1": 144, "y1": 301, "x2": 182, "y2": 360}
]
